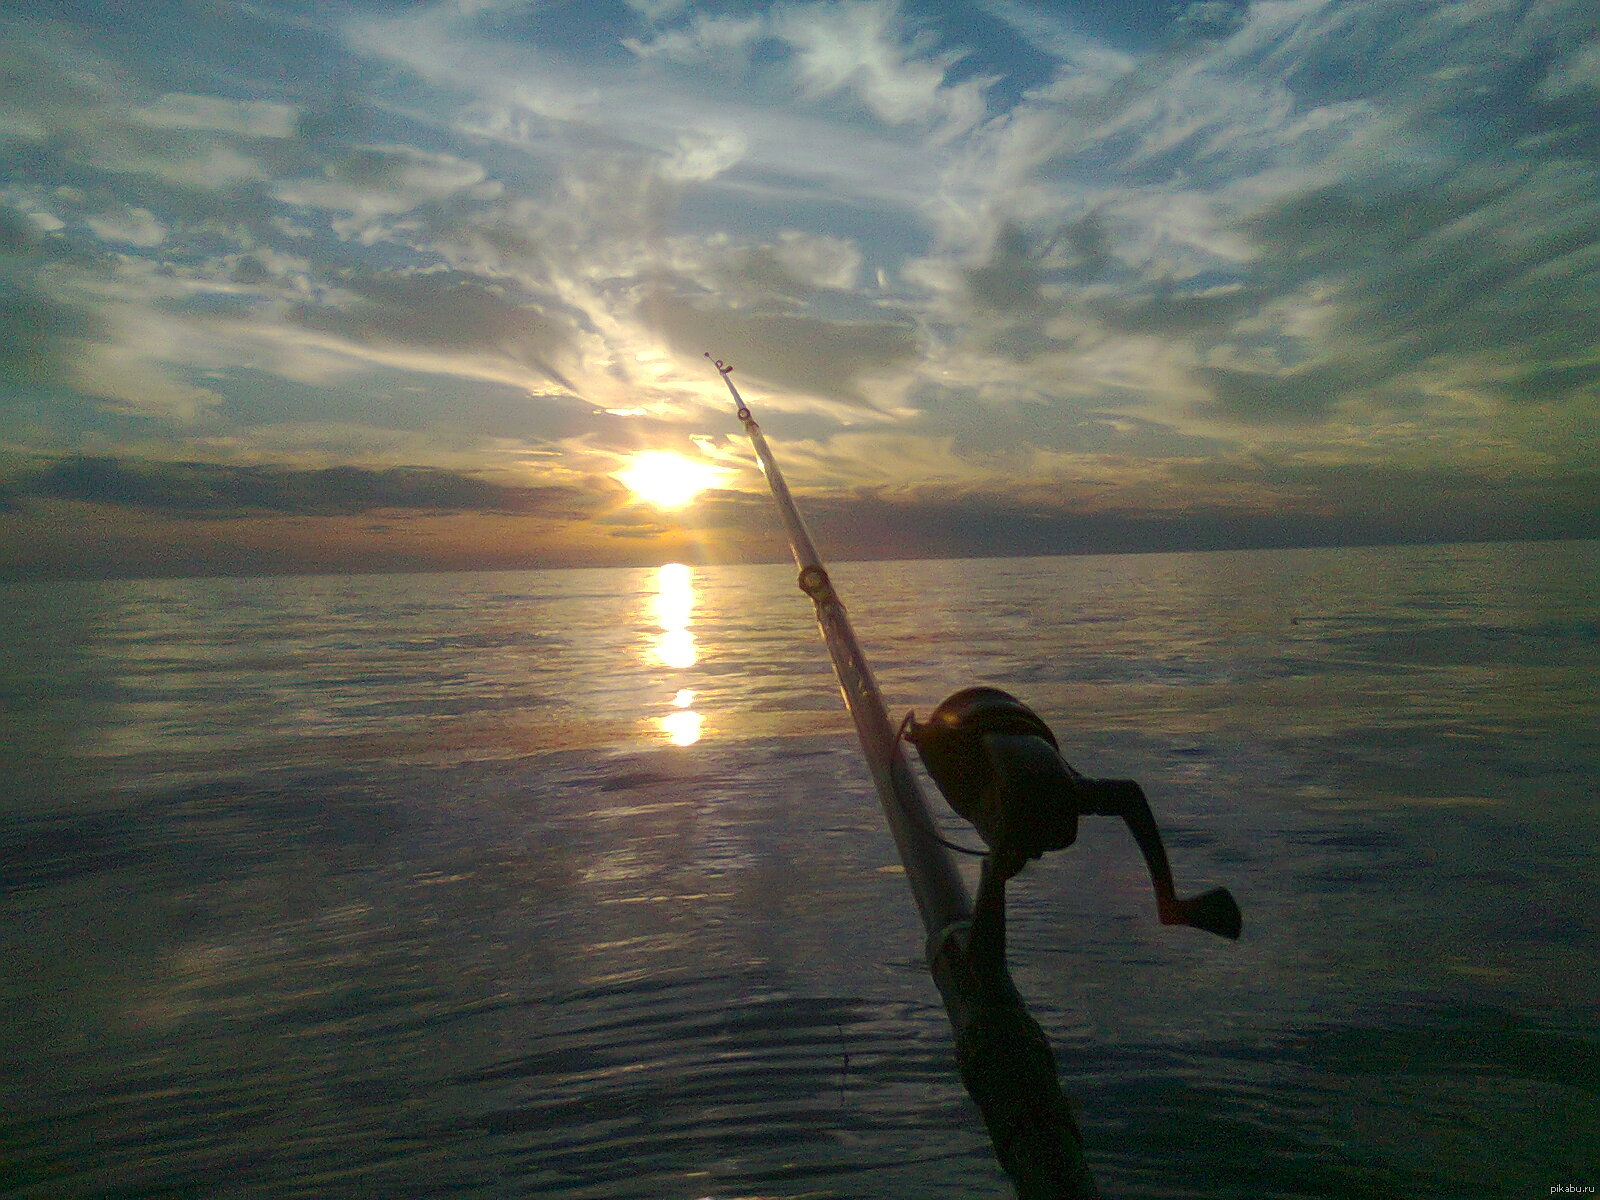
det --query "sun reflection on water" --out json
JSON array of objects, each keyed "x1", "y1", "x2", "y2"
[
  {"x1": 654, "y1": 630, "x2": 697, "y2": 670},
  {"x1": 660, "y1": 709, "x2": 704, "y2": 747},
  {"x1": 649, "y1": 563, "x2": 703, "y2": 745}
]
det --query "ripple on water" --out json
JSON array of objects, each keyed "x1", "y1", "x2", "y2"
[{"x1": 441, "y1": 974, "x2": 1010, "y2": 1199}]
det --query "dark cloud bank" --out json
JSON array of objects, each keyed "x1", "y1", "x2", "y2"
[
  {"x1": 794, "y1": 484, "x2": 1600, "y2": 563},
  {"x1": 2, "y1": 452, "x2": 1594, "y2": 580},
  {"x1": 16, "y1": 456, "x2": 597, "y2": 519}
]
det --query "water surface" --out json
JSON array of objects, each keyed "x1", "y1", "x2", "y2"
[{"x1": 3, "y1": 540, "x2": 1596, "y2": 1198}]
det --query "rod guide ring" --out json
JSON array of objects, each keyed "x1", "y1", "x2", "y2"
[{"x1": 797, "y1": 564, "x2": 834, "y2": 601}]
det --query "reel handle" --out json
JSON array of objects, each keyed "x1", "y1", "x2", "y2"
[
  {"x1": 1082, "y1": 780, "x2": 1241, "y2": 940},
  {"x1": 904, "y1": 687, "x2": 1242, "y2": 941}
]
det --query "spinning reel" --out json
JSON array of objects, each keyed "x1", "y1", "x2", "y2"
[{"x1": 903, "y1": 687, "x2": 1241, "y2": 940}]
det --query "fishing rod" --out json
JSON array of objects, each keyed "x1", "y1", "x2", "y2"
[
  {"x1": 708, "y1": 354, "x2": 1100, "y2": 1197},
  {"x1": 707, "y1": 354, "x2": 967, "y2": 931},
  {"x1": 709, "y1": 355, "x2": 1243, "y2": 1197}
]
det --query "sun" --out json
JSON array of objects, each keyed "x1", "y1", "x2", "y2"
[{"x1": 615, "y1": 451, "x2": 729, "y2": 510}]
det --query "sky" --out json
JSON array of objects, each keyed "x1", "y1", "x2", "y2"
[{"x1": 1, "y1": 0, "x2": 1598, "y2": 577}]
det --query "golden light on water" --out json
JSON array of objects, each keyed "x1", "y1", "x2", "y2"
[
  {"x1": 649, "y1": 563, "x2": 703, "y2": 745},
  {"x1": 655, "y1": 630, "x2": 696, "y2": 670},
  {"x1": 616, "y1": 451, "x2": 729, "y2": 510},
  {"x1": 660, "y1": 709, "x2": 704, "y2": 747},
  {"x1": 650, "y1": 563, "x2": 697, "y2": 669},
  {"x1": 651, "y1": 569, "x2": 694, "y2": 631}
]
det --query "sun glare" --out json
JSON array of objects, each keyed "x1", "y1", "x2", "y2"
[{"x1": 616, "y1": 451, "x2": 727, "y2": 510}]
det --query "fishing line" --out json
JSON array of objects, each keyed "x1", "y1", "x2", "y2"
[
  {"x1": 706, "y1": 351, "x2": 973, "y2": 934},
  {"x1": 708, "y1": 352, "x2": 1102, "y2": 1197},
  {"x1": 895, "y1": 708, "x2": 988, "y2": 858}
]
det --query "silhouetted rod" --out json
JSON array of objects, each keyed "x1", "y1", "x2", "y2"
[
  {"x1": 711, "y1": 356, "x2": 965, "y2": 929},
  {"x1": 710, "y1": 356, "x2": 1099, "y2": 1199}
]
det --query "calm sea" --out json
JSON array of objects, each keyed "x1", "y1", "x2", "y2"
[{"x1": 2, "y1": 540, "x2": 1596, "y2": 1199}]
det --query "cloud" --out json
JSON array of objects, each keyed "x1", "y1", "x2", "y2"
[
  {"x1": 1, "y1": 0, "x2": 1596, "y2": 574},
  {"x1": 1095, "y1": 281, "x2": 1264, "y2": 336},
  {"x1": 649, "y1": 230, "x2": 868, "y2": 307},
  {"x1": 71, "y1": 344, "x2": 223, "y2": 424},
  {"x1": 0, "y1": 199, "x2": 227, "y2": 424},
  {"x1": 0, "y1": 280, "x2": 103, "y2": 386},
  {"x1": 890, "y1": 0, "x2": 1600, "y2": 435},
  {"x1": 727, "y1": 232, "x2": 864, "y2": 295},
  {"x1": 22, "y1": 456, "x2": 604, "y2": 519},
  {"x1": 1169, "y1": 453, "x2": 1600, "y2": 541},
  {"x1": 778, "y1": 446, "x2": 1600, "y2": 559},
  {"x1": 903, "y1": 215, "x2": 1117, "y2": 367},
  {"x1": 1500, "y1": 360, "x2": 1600, "y2": 406},
  {"x1": 359, "y1": 2, "x2": 948, "y2": 216},
  {"x1": 0, "y1": 17, "x2": 122, "y2": 143},
  {"x1": 625, "y1": 0, "x2": 688, "y2": 19},
  {"x1": 292, "y1": 269, "x2": 571, "y2": 360},
  {"x1": 1192, "y1": 364, "x2": 1342, "y2": 425},
  {"x1": 83, "y1": 206, "x2": 167, "y2": 248},
  {"x1": 1170, "y1": 2, "x2": 1249, "y2": 45},
  {"x1": 964, "y1": 221, "x2": 1048, "y2": 314},
  {"x1": 0, "y1": 17, "x2": 296, "y2": 208},
  {"x1": 641, "y1": 292, "x2": 918, "y2": 408},
  {"x1": 661, "y1": 128, "x2": 750, "y2": 183},
  {"x1": 1230, "y1": 159, "x2": 1600, "y2": 419},
  {"x1": 1541, "y1": 38, "x2": 1600, "y2": 100},
  {"x1": 623, "y1": 11, "x2": 767, "y2": 66},
  {"x1": 773, "y1": 0, "x2": 991, "y2": 136},
  {"x1": 622, "y1": 0, "x2": 994, "y2": 143},
  {"x1": 0, "y1": 204, "x2": 41, "y2": 252},
  {"x1": 132, "y1": 93, "x2": 299, "y2": 139},
  {"x1": 272, "y1": 144, "x2": 495, "y2": 242}
]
